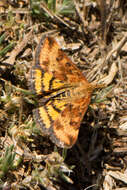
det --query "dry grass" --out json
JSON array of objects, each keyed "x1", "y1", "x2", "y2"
[{"x1": 0, "y1": 0, "x2": 127, "y2": 189}]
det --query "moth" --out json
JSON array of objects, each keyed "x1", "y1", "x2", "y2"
[{"x1": 30, "y1": 36, "x2": 102, "y2": 148}]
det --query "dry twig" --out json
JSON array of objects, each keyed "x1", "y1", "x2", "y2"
[
  {"x1": 40, "y1": 1, "x2": 74, "y2": 30},
  {"x1": 4, "y1": 30, "x2": 33, "y2": 66},
  {"x1": 99, "y1": 62, "x2": 118, "y2": 85},
  {"x1": 105, "y1": 32, "x2": 127, "y2": 63}
]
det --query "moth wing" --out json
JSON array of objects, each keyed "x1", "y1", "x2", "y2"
[
  {"x1": 50, "y1": 96, "x2": 91, "y2": 148},
  {"x1": 30, "y1": 36, "x2": 89, "y2": 95},
  {"x1": 33, "y1": 95, "x2": 91, "y2": 148},
  {"x1": 33, "y1": 97, "x2": 68, "y2": 136}
]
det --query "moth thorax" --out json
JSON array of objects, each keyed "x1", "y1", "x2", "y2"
[{"x1": 71, "y1": 82, "x2": 92, "y2": 97}]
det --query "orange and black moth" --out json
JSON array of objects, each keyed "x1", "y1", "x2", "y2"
[{"x1": 29, "y1": 35, "x2": 99, "y2": 148}]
